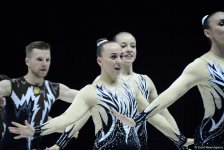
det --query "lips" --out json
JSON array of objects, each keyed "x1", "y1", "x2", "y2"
[
  {"x1": 124, "y1": 54, "x2": 133, "y2": 57},
  {"x1": 115, "y1": 67, "x2": 121, "y2": 71},
  {"x1": 40, "y1": 69, "x2": 47, "y2": 71}
]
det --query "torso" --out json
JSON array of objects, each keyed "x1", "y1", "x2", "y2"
[
  {"x1": 92, "y1": 81, "x2": 141, "y2": 150},
  {"x1": 194, "y1": 52, "x2": 224, "y2": 147},
  {"x1": 0, "y1": 77, "x2": 59, "y2": 150},
  {"x1": 129, "y1": 73, "x2": 151, "y2": 150}
]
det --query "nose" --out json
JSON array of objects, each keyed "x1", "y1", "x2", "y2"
[
  {"x1": 117, "y1": 56, "x2": 122, "y2": 64},
  {"x1": 42, "y1": 60, "x2": 48, "y2": 65},
  {"x1": 127, "y1": 45, "x2": 133, "y2": 51}
]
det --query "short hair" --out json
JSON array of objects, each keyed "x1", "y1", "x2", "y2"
[
  {"x1": 25, "y1": 41, "x2": 51, "y2": 58},
  {"x1": 0, "y1": 74, "x2": 10, "y2": 81},
  {"x1": 113, "y1": 31, "x2": 133, "y2": 41}
]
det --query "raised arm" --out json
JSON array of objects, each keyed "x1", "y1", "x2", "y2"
[
  {"x1": 9, "y1": 85, "x2": 96, "y2": 138},
  {"x1": 148, "y1": 113, "x2": 189, "y2": 149},
  {"x1": 146, "y1": 76, "x2": 180, "y2": 132},
  {"x1": 57, "y1": 83, "x2": 79, "y2": 103},
  {"x1": 47, "y1": 105, "x2": 108, "y2": 150},
  {"x1": 143, "y1": 60, "x2": 205, "y2": 117},
  {"x1": 50, "y1": 111, "x2": 91, "y2": 150},
  {"x1": 135, "y1": 89, "x2": 188, "y2": 149}
]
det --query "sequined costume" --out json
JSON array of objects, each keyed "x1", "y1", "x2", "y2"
[
  {"x1": 135, "y1": 52, "x2": 224, "y2": 149},
  {"x1": 0, "y1": 77, "x2": 59, "y2": 150},
  {"x1": 194, "y1": 52, "x2": 224, "y2": 149},
  {"x1": 92, "y1": 83, "x2": 141, "y2": 150}
]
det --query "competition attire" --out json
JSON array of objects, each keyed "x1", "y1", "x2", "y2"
[
  {"x1": 135, "y1": 51, "x2": 224, "y2": 149},
  {"x1": 0, "y1": 108, "x2": 5, "y2": 141},
  {"x1": 131, "y1": 74, "x2": 150, "y2": 150},
  {"x1": 0, "y1": 77, "x2": 59, "y2": 150},
  {"x1": 36, "y1": 81, "x2": 142, "y2": 150},
  {"x1": 55, "y1": 75, "x2": 149, "y2": 150},
  {"x1": 124, "y1": 74, "x2": 186, "y2": 150},
  {"x1": 54, "y1": 74, "x2": 186, "y2": 150},
  {"x1": 92, "y1": 82, "x2": 140, "y2": 150},
  {"x1": 194, "y1": 52, "x2": 224, "y2": 149}
]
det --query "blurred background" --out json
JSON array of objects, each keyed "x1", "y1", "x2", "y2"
[{"x1": 0, "y1": 1, "x2": 223, "y2": 149}]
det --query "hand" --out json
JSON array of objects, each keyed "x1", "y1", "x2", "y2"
[
  {"x1": 8, "y1": 120, "x2": 35, "y2": 139},
  {"x1": 73, "y1": 131, "x2": 79, "y2": 138},
  {"x1": 111, "y1": 108, "x2": 136, "y2": 127},
  {"x1": 183, "y1": 138, "x2": 194, "y2": 150},
  {"x1": 45, "y1": 144, "x2": 60, "y2": 150}
]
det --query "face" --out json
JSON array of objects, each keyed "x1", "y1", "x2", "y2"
[
  {"x1": 97, "y1": 43, "x2": 123, "y2": 79},
  {"x1": 115, "y1": 33, "x2": 137, "y2": 65},
  {"x1": 26, "y1": 48, "x2": 51, "y2": 78},
  {"x1": 205, "y1": 12, "x2": 224, "y2": 46}
]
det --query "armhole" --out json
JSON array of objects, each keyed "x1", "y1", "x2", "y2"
[
  {"x1": 55, "y1": 83, "x2": 60, "y2": 100},
  {"x1": 48, "y1": 81, "x2": 60, "y2": 100}
]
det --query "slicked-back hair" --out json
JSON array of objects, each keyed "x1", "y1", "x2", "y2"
[
  {"x1": 96, "y1": 38, "x2": 114, "y2": 57},
  {"x1": 202, "y1": 11, "x2": 223, "y2": 29},
  {"x1": 25, "y1": 41, "x2": 51, "y2": 58}
]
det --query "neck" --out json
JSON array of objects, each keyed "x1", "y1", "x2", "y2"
[
  {"x1": 210, "y1": 45, "x2": 224, "y2": 59},
  {"x1": 24, "y1": 74, "x2": 44, "y2": 86},
  {"x1": 99, "y1": 75, "x2": 118, "y2": 86},
  {"x1": 121, "y1": 63, "x2": 133, "y2": 75}
]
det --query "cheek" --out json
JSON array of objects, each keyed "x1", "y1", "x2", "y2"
[
  {"x1": 105, "y1": 61, "x2": 114, "y2": 69},
  {"x1": 30, "y1": 62, "x2": 40, "y2": 70},
  {"x1": 133, "y1": 52, "x2": 137, "y2": 58},
  {"x1": 219, "y1": 29, "x2": 224, "y2": 37},
  {"x1": 122, "y1": 48, "x2": 127, "y2": 52},
  {"x1": 213, "y1": 28, "x2": 224, "y2": 36},
  {"x1": 47, "y1": 62, "x2": 51, "y2": 67},
  {"x1": 213, "y1": 31, "x2": 224, "y2": 42},
  {"x1": 133, "y1": 49, "x2": 137, "y2": 55}
]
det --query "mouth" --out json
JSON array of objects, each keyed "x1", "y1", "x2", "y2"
[
  {"x1": 40, "y1": 69, "x2": 48, "y2": 75},
  {"x1": 40, "y1": 69, "x2": 47, "y2": 72},
  {"x1": 115, "y1": 67, "x2": 121, "y2": 71},
  {"x1": 124, "y1": 54, "x2": 133, "y2": 58}
]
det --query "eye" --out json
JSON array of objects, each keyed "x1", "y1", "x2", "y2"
[
  {"x1": 111, "y1": 55, "x2": 118, "y2": 60},
  {"x1": 120, "y1": 43, "x2": 127, "y2": 48},
  {"x1": 46, "y1": 58, "x2": 51, "y2": 62},
  {"x1": 37, "y1": 58, "x2": 43, "y2": 61},
  {"x1": 131, "y1": 45, "x2": 136, "y2": 49},
  {"x1": 218, "y1": 20, "x2": 224, "y2": 26}
]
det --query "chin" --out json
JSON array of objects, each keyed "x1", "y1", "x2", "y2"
[
  {"x1": 125, "y1": 58, "x2": 134, "y2": 62},
  {"x1": 115, "y1": 72, "x2": 120, "y2": 77},
  {"x1": 39, "y1": 74, "x2": 47, "y2": 78}
]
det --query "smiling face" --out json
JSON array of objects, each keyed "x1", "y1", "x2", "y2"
[
  {"x1": 25, "y1": 48, "x2": 51, "y2": 79},
  {"x1": 97, "y1": 42, "x2": 123, "y2": 81},
  {"x1": 114, "y1": 32, "x2": 137, "y2": 65}
]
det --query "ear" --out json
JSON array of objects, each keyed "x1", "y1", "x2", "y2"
[
  {"x1": 204, "y1": 29, "x2": 210, "y2": 38},
  {"x1": 25, "y1": 58, "x2": 30, "y2": 66},
  {"x1": 97, "y1": 57, "x2": 102, "y2": 66}
]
